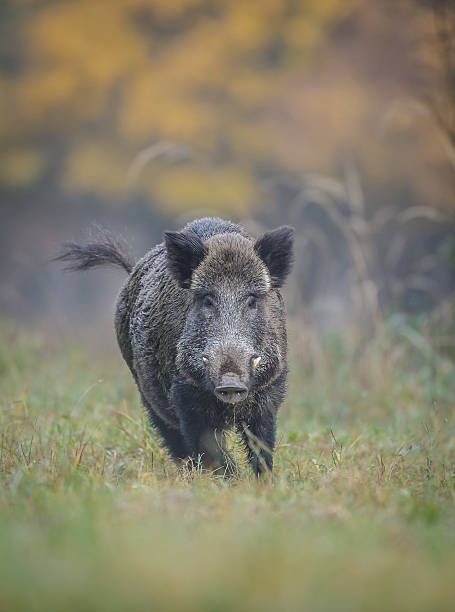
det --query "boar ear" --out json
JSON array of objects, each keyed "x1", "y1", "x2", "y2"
[
  {"x1": 164, "y1": 231, "x2": 207, "y2": 288},
  {"x1": 254, "y1": 226, "x2": 294, "y2": 288}
]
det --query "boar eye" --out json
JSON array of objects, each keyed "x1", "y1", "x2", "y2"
[
  {"x1": 203, "y1": 295, "x2": 215, "y2": 308},
  {"x1": 247, "y1": 295, "x2": 257, "y2": 309}
]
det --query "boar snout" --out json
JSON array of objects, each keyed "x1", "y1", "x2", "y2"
[
  {"x1": 205, "y1": 342, "x2": 257, "y2": 404},
  {"x1": 215, "y1": 373, "x2": 248, "y2": 404}
]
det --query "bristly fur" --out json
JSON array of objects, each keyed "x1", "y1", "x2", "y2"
[
  {"x1": 55, "y1": 228, "x2": 135, "y2": 274},
  {"x1": 191, "y1": 233, "x2": 271, "y2": 294},
  {"x1": 254, "y1": 226, "x2": 294, "y2": 288}
]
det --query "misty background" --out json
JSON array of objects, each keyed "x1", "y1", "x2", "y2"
[{"x1": 1, "y1": 0, "x2": 454, "y2": 353}]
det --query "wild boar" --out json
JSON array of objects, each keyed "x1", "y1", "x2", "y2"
[{"x1": 58, "y1": 217, "x2": 294, "y2": 475}]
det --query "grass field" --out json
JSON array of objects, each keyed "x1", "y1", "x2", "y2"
[{"x1": 1, "y1": 314, "x2": 454, "y2": 611}]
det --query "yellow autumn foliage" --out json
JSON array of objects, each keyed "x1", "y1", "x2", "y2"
[
  {"x1": 142, "y1": 164, "x2": 258, "y2": 214},
  {"x1": 2, "y1": 0, "x2": 453, "y2": 212}
]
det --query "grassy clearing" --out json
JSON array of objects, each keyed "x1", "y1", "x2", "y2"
[{"x1": 1, "y1": 316, "x2": 454, "y2": 611}]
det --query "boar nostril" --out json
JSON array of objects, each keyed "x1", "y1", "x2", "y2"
[{"x1": 252, "y1": 356, "x2": 261, "y2": 369}]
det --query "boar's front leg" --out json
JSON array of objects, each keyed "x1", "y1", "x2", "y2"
[
  {"x1": 241, "y1": 372, "x2": 286, "y2": 476},
  {"x1": 240, "y1": 407, "x2": 277, "y2": 477},
  {"x1": 171, "y1": 381, "x2": 232, "y2": 474}
]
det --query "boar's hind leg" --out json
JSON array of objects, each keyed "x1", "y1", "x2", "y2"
[
  {"x1": 180, "y1": 413, "x2": 230, "y2": 474},
  {"x1": 171, "y1": 383, "x2": 233, "y2": 475},
  {"x1": 240, "y1": 410, "x2": 276, "y2": 477},
  {"x1": 142, "y1": 398, "x2": 189, "y2": 461}
]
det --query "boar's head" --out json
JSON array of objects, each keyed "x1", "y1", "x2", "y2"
[{"x1": 165, "y1": 227, "x2": 294, "y2": 404}]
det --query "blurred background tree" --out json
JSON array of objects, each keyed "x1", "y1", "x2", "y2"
[
  {"x1": 2, "y1": 0, "x2": 360, "y2": 211},
  {"x1": 0, "y1": 0, "x2": 454, "y2": 336}
]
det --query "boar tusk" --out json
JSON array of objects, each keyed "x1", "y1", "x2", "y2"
[{"x1": 252, "y1": 356, "x2": 261, "y2": 369}]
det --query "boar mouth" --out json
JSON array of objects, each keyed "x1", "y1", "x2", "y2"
[
  {"x1": 214, "y1": 373, "x2": 248, "y2": 404},
  {"x1": 215, "y1": 386, "x2": 248, "y2": 404}
]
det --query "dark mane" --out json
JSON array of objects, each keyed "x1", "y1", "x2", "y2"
[{"x1": 182, "y1": 217, "x2": 246, "y2": 241}]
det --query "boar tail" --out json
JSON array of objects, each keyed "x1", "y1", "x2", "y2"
[{"x1": 55, "y1": 228, "x2": 135, "y2": 274}]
